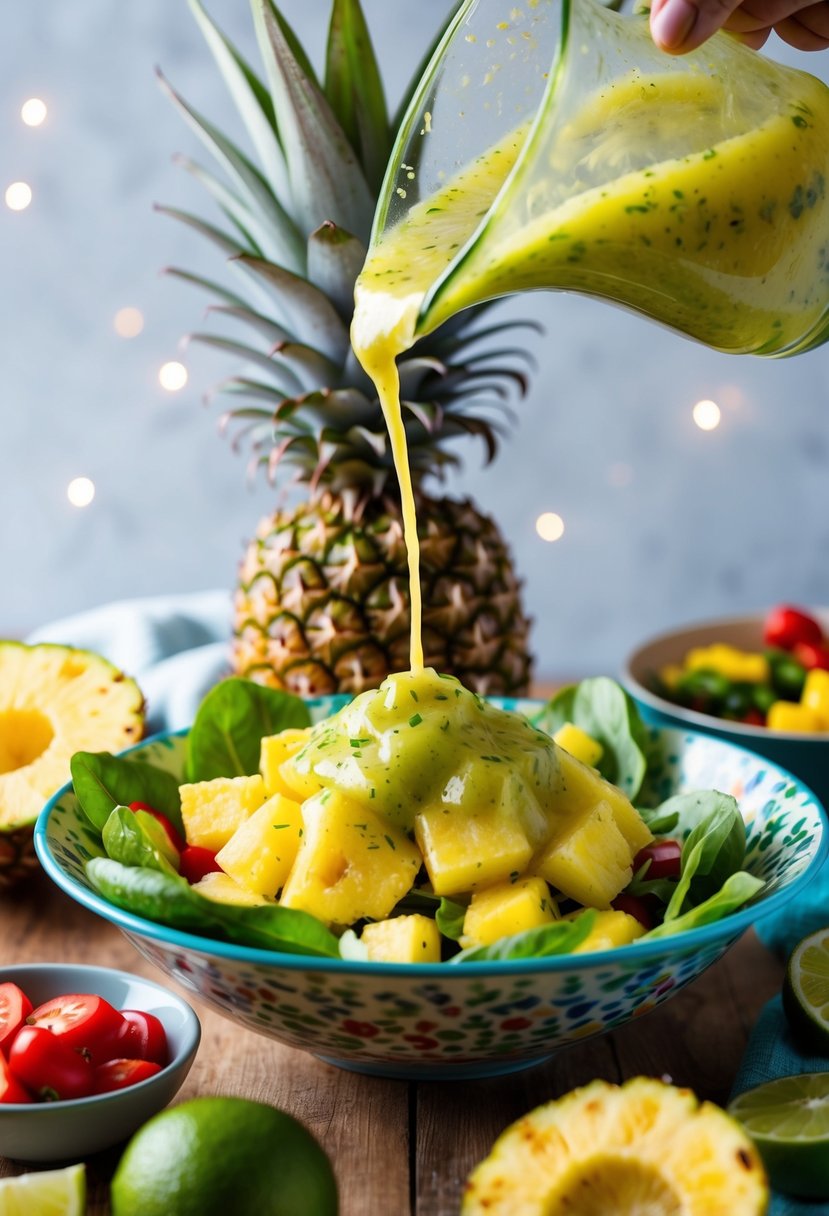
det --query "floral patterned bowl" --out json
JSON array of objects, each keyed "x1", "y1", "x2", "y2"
[{"x1": 34, "y1": 698, "x2": 826, "y2": 1081}]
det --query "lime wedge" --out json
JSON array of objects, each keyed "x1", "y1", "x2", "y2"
[
  {"x1": 783, "y1": 927, "x2": 829, "y2": 1051},
  {"x1": 0, "y1": 1164, "x2": 85, "y2": 1216},
  {"x1": 728, "y1": 1073, "x2": 829, "y2": 1199}
]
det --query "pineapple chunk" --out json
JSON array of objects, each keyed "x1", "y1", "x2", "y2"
[
  {"x1": 259, "y1": 728, "x2": 313, "y2": 798},
  {"x1": 279, "y1": 790, "x2": 421, "y2": 926},
  {"x1": 415, "y1": 803, "x2": 536, "y2": 897},
  {"x1": 461, "y1": 1077, "x2": 768, "y2": 1215},
  {"x1": 554, "y1": 747, "x2": 653, "y2": 854},
  {"x1": 535, "y1": 799, "x2": 633, "y2": 908},
  {"x1": 552, "y1": 723, "x2": 604, "y2": 768},
  {"x1": 215, "y1": 793, "x2": 302, "y2": 897},
  {"x1": 461, "y1": 877, "x2": 558, "y2": 948},
  {"x1": 192, "y1": 871, "x2": 273, "y2": 906},
  {"x1": 569, "y1": 908, "x2": 646, "y2": 953},
  {"x1": 179, "y1": 774, "x2": 266, "y2": 852},
  {"x1": 362, "y1": 914, "x2": 442, "y2": 963}
]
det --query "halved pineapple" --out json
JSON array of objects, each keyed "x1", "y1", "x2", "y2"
[
  {"x1": 0, "y1": 641, "x2": 144, "y2": 887},
  {"x1": 461, "y1": 1077, "x2": 769, "y2": 1216}
]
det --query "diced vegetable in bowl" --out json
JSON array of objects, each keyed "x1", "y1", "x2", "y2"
[{"x1": 35, "y1": 673, "x2": 825, "y2": 1081}]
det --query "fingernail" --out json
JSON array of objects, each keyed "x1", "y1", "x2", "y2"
[{"x1": 650, "y1": 0, "x2": 698, "y2": 48}]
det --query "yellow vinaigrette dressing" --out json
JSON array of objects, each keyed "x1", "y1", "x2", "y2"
[{"x1": 353, "y1": 68, "x2": 829, "y2": 671}]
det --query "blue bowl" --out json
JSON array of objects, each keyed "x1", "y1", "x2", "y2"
[
  {"x1": 35, "y1": 698, "x2": 827, "y2": 1082},
  {"x1": 623, "y1": 612, "x2": 829, "y2": 811}
]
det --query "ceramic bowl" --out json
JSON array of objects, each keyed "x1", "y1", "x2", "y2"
[
  {"x1": 0, "y1": 963, "x2": 200, "y2": 1162},
  {"x1": 622, "y1": 611, "x2": 829, "y2": 809},
  {"x1": 35, "y1": 697, "x2": 826, "y2": 1082}
]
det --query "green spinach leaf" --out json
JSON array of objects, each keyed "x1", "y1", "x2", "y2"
[
  {"x1": 102, "y1": 807, "x2": 179, "y2": 875},
  {"x1": 643, "y1": 872, "x2": 764, "y2": 939},
  {"x1": 186, "y1": 678, "x2": 311, "y2": 782},
  {"x1": 71, "y1": 752, "x2": 183, "y2": 833},
  {"x1": 661, "y1": 791, "x2": 746, "y2": 918},
  {"x1": 85, "y1": 857, "x2": 339, "y2": 957}
]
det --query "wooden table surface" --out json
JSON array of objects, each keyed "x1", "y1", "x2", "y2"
[{"x1": 1, "y1": 871, "x2": 784, "y2": 1215}]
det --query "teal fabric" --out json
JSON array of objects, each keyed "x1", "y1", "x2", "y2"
[{"x1": 731, "y1": 996, "x2": 829, "y2": 1215}]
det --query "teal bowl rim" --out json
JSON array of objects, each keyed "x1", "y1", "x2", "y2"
[
  {"x1": 35, "y1": 716, "x2": 828, "y2": 979},
  {"x1": 0, "y1": 961, "x2": 201, "y2": 1110}
]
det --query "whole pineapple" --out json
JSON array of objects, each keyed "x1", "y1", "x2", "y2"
[{"x1": 162, "y1": 0, "x2": 534, "y2": 697}]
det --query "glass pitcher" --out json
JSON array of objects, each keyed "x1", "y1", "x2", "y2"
[{"x1": 368, "y1": 0, "x2": 829, "y2": 357}]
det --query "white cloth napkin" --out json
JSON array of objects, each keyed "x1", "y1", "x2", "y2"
[{"x1": 26, "y1": 591, "x2": 233, "y2": 734}]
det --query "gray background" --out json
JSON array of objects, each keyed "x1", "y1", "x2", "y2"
[{"x1": 3, "y1": 1, "x2": 828, "y2": 680}]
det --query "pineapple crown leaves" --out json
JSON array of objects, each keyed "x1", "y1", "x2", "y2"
[{"x1": 161, "y1": 0, "x2": 537, "y2": 498}]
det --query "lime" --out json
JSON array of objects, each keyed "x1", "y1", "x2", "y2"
[
  {"x1": 728, "y1": 1072, "x2": 829, "y2": 1199},
  {"x1": 0, "y1": 1163, "x2": 85, "y2": 1216},
  {"x1": 110, "y1": 1096, "x2": 338, "y2": 1216},
  {"x1": 783, "y1": 927, "x2": 829, "y2": 1052}
]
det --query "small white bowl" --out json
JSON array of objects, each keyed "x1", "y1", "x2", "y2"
[{"x1": 0, "y1": 963, "x2": 200, "y2": 1162}]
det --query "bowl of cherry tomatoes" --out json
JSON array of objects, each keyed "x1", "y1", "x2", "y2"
[
  {"x1": 0, "y1": 963, "x2": 200, "y2": 1162},
  {"x1": 623, "y1": 605, "x2": 829, "y2": 807}
]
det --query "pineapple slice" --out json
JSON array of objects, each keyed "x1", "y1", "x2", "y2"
[
  {"x1": 192, "y1": 871, "x2": 273, "y2": 907},
  {"x1": 461, "y1": 1077, "x2": 768, "y2": 1215},
  {"x1": 0, "y1": 641, "x2": 144, "y2": 887},
  {"x1": 567, "y1": 908, "x2": 646, "y2": 953},
  {"x1": 279, "y1": 790, "x2": 421, "y2": 926},
  {"x1": 461, "y1": 877, "x2": 558, "y2": 948},
  {"x1": 215, "y1": 793, "x2": 302, "y2": 897},
  {"x1": 179, "y1": 774, "x2": 266, "y2": 852},
  {"x1": 259, "y1": 728, "x2": 313, "y2": 798},
  {"x1": 535, "y1": 799, "x2": 633, "y2": 909},
  {"x1": 361, "y1": 914, "x2": 442, "y2": 963}
]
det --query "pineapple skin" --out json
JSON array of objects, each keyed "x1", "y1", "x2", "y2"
[
  {"x1": 232, "y1": 493, "x2": 533, "y2": 697},
  {"x1": 461, "y1": 1077, "x2": 769, "y2": 1216}
]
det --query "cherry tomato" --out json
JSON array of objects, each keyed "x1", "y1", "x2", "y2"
[
  {"x1": 92, "y1": 1058, "x2": 162, "y2": 1094},
  {"x1": 0, "y1": 983, "x2": 33, "y2": 1057},
  {"x1": 633, "y1": 839, "x2": 682, "y2": 881},
  {"x1": 764, "y1": 605, "x2": 823, "y2": 652},
  {"x1": 741, "y1": 708, "x2": 766, "y2": 727},
  {"x1": 8, "y1": 1026, "x2": 93, "y2": 1101},
  {"x1": 179, "y1": 845, "x2": 222, "y2": 884},
  {"x1": 26, "y1": 993, "x2": 126, "y2": 1063},
  {"x1": 611, "y1": 893, "x2": 654, "y2": 930},
  {"x1": 129, "y1": 802, "x2": 186, "y2": 853},
  {"x1": 0, "y1": 1054, "x2": 31, "y2": 1104},
  {"x1": 793, "y1": 641, "x2": 829, "y2": 672},
  {"x1": 116, "y1": 1010, "x2": 169, "y2": 1066}
]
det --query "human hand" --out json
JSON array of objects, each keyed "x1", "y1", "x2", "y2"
[{"x1": 650, "y1": 0, "x2": 829, "y2": 52}]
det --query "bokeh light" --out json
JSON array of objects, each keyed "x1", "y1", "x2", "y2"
[
  {"x1": 21, "y1": 98, "x2": 47, "y2": 127},
  {"x1": 536, "y1": 512, "x2": 565, "y2": 543},
  {"x1": 5, "y1": 182, "x2": 32, "y2": 211},
  {"x1": 67, "y1": 477, "x2": 95, "y2": 508},
  {"x1": 114, "y1": 307, "x2": 144, "y2": 338},
  {"x1": 692, "y1": 399, "x2": 721, "y2": 431},
  {"x1": 158, "y1": 361, "x2": 188, "y2": 391}
]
